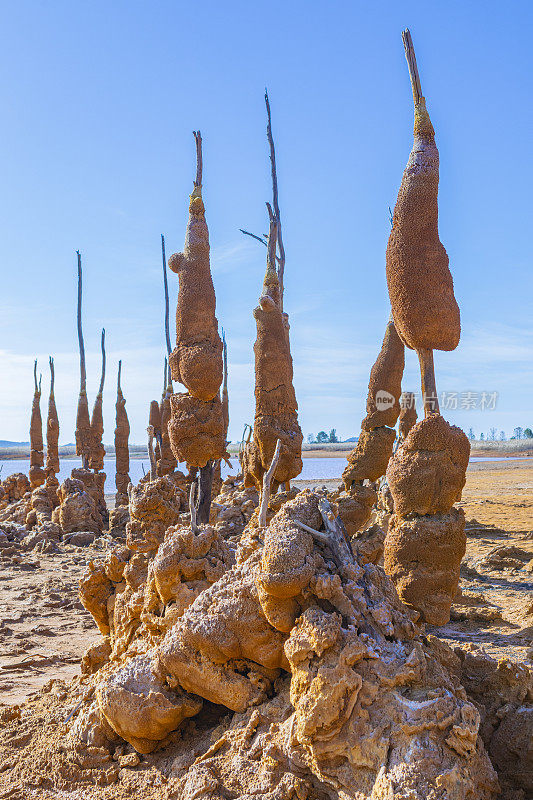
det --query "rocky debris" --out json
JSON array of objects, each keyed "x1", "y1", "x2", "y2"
[
  {"x1": 107, "y1": 504, "x2": 130, "y2": 539},
  {"x1": 125, "y1": 476, "x2": 183, "y2": 553},
  {"x1": 68, "y1": 490, "x2": 500, "y2": 799},
  {"x1": 375, "y1": 482, "x2": 394, "y2": 532},
  {"x1": 0, "y1": 472, "x2": 30, "y2": 509},
  {"x1": 210, "y1": 475, "x2": 259, "y2": 540},
  {"x1": 25, "y1": 480, "x2": 58, "y2": 529},
  {"x1": 330, "y1": 484, "x2": 377, "y2": 537},
  {"x1": 96, "y1": 654, "x2": 202, "y2": 754},
  {"x1": 455, "y1": 644, "x2": 533, "y2": 798},
  {"x1": 450, "y1": 589, "x2": 504, "y2": 624},
  {"x1": 476, "y1": 545, "x2": 532, "y2": 572},
  {"x1": 80, "y1": 520, "x2": 234, "y2": 666},
  {"x1": 71, "y1": 467, "x2": 108, "y2": 530},
  {"x1": 384, "y1": 415, "x2": 470, "y2": 625},
  {"x1": 350, "y1": 522, "x2": 386, "y2": 565},
  {"x1": 54, "y1": 477, "x2": 101, "y2": 534}
]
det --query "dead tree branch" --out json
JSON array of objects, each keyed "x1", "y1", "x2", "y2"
[
  {"x1": 193, "y1": 131, "x2": 202, "y2": 188},
  {"x1": 258, "y1": 438, "x2": 281, "y2": 527},
  {"x1": 76, "y1": 251, "x2": 86, "y2": 392},
  {"x1": 98, "y1": 329, "x2": 106, "y2": 395},
  {"x1": 161, "y1": 234, "x2": 172, "y2": 360},
  {"x1": 265, "y1": 89, "x2": 285, "y2": 310}
]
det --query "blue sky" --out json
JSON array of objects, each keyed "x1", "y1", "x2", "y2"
[{"x1": 1, "y1": 0, "x2": 531, "y2": 445}]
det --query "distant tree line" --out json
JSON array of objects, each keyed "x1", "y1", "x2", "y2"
[
  {"x1": 467, "y1": 427, "x2": 532, "y2": 441},
  {"x1": 307, "y1": 429, "x2": 339, "y2": 444}
]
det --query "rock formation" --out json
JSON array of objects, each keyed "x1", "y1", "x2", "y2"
[
  {"x1": 158, "y1": 359, "x2": 177, "y2": 477},
  {"x1": 149, "y1": 398, "x2": 162, "y2": 465},
  {"x1": 89, "y1": 328, "x2": 106, "y2": 472},
  {"x1": 383, "y1": 31, "x2": 469, "y2": 625},
  {"x1": 167, "y1": 132, "x2": 226, "y2": 523},
  {"x1": 398, "y1": 390, "x2": 417, "y2": 440},
  {"x1": 75, "y1": 251, "x2": 92, "y2": 469},
  {"x1": 54, "y1": 476, "x2": 101, "y2": 534},
  {"x1": 245, "y1": 210, "x2": 302, "y2": 493},
  {"x1": 0, "y1": 472, "x2": 30, "y2": 510},
  {"x1": 114, "y1": 360, "x2": 130, "y2": 506},
  {"x1": 385, "y1": 35, "x2": 460, "y2": 356},
  {"x1": 343, "y1": 318, "x2": 404, "y2": 494},
  {"x1": 29, "y1": 360, "x2": 45, "y2": 489},
  {"x1": 73, "y1": 491, "x2": 498, "y2": 798},
  {"x1": 45, "y1": 356, "x2": 60, "y2": 483}
]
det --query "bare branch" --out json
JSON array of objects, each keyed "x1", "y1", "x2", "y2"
[
  {"x1": 76, "y1": 251, "x2": 86, "y2": 392},
  {"x1": 294, "y1": 519, "x2": 330, "y2": 545},
  {"x1": 417, "y1": 347, "x2": 440, "y2": 417},
  {"x1": 258, "y1": 438, "x2": 281, "y2": 527},
  {"x1": 239, "y1": 228, "x2": 282, "y2": 265},
  {"x1": 265, "y1": 89, "x2": 285, "y2": 310},
  {"x1": 49, "y1": 357, "x2": 55, "y2": 393},
  {"x1": 98, "y1": 328, "x2": 106, "y2": 395},
  {"x1": 117, "y1": 359, "x2": 122, "y2": 393},
  {"x1": 402, "y1": 29, "x2": 423, "y2": 105},
  {"x1": 240, "y1": 229, "x2": 268, "y2": 247},
  {"x1": 189, "y1": 479, "x2": 198, "y2": 533},
  {"x1": 161, "y1": 234, "x2": 172, "y2": 358},
  {"x1": 193, "y1": 130, "x2": 202, "y2": 188}
]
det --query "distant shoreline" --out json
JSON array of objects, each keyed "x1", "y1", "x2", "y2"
[{"x1": 1, "y1": 440, "x2": 532, "y2": 461}]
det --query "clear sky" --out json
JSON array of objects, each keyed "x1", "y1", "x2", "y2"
[{"x1": 1, "y1": 0, "x2": 531, "y2": 446}]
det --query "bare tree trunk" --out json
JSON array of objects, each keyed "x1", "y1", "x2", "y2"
[{"x1": 197, "y1": 461, "x2": 213, "y2": 524}]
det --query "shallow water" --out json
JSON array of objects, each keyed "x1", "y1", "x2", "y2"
[{"x1": 0, "y1": 454, "x2": 529, "y2": 493}]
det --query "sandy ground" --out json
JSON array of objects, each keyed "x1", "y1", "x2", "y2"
[{"x1": 0, "y1": 459, "x2": 531, "y2": 709}]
